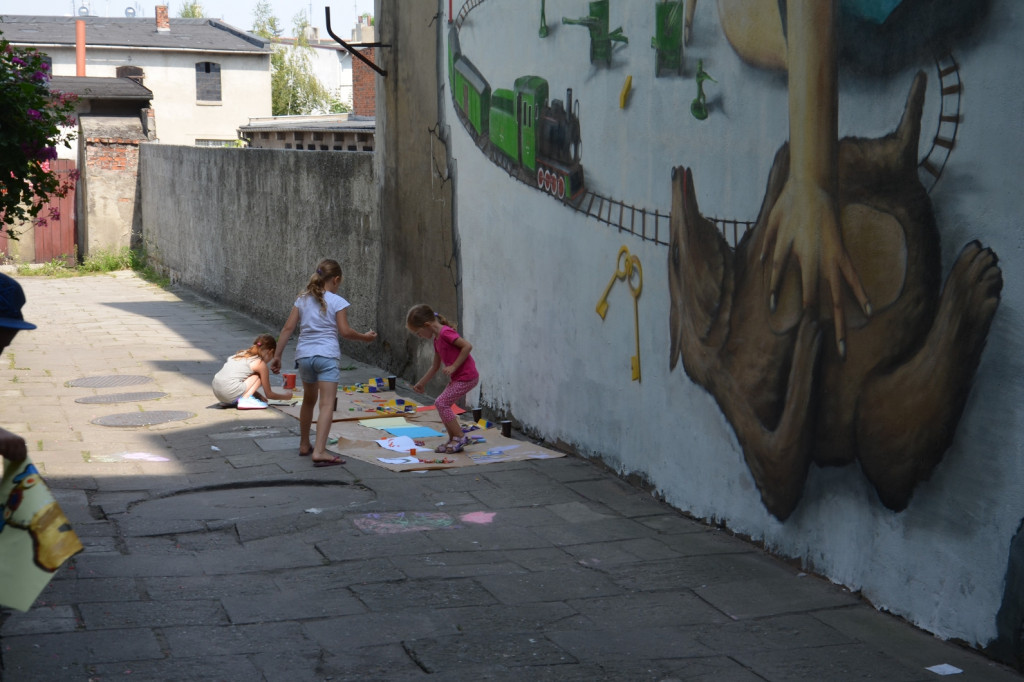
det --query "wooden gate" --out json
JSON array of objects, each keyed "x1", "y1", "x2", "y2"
[
  {"x1": 34, "y1": 159, "x2": 78, "y2": 266},
  {"x1": 0, "y1": 159, "x2": 77, "y2": 266}
]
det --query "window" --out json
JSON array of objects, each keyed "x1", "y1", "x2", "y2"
[
  {"x1": 362, "y1": 145, "x2": 374, "y2": 152},
  {"x1": 195, "y1": 139, "x2": 234, "y2": 147},
  {"x1": 195, "y1": 62, "x2": 221, "y2": 102},
  {"x1": 285, "y1": 143, "x2": 292, "y2": 149},
  {"x1": 260, "y1": 132, "x2": 269, "y2": 139},
  {"x1": 276, "y1": 132, "x2": 285, "y2": 140},
  {"x1": 348, "y1": 145, "x2": 357, "y2": 151},
  {"x1": 293, "y1": 132, "x2": 303, "y2": 141},
  {"x1": 312, "y1": 132, "x2": 323, "y2": 141}
]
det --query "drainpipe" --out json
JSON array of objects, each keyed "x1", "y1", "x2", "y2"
[{"x1": 76, "y1": 19, "x2": 86, "y2": 76}]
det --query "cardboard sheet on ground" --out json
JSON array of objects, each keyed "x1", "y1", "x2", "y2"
[
  {"x1": 325, "y1": 424, "x2": 565, "y2": 472},
  {"x1": 0, "y1": 457, "x2": 83, "y2": 611},
  {"x1": 273, "y1": 389, "x2": 420, "y2": 422}
]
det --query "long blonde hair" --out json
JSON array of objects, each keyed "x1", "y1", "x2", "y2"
[{"x1": 301, "y1": 259, "x2": 342, "y2": 314}]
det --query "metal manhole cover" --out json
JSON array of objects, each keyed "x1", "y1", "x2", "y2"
[
  {"x1": 67, "y1": 375, "x2": 154, "y2": 388},
  {"x1": 91, "y1": 411, "x2": 194, "y2": 427},
  {"x1": 76, "y1": 392, "x2": 167, "y2": 404}
]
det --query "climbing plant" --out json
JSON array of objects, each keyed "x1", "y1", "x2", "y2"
[{"x1": 0, "y1": 31, "x2": 78, "y2": 236}]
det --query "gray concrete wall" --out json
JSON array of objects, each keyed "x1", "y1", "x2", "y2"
[
  {"x1": 374, "y1": 0, "x2": 458, "y2": 395},
  {"x1": 138, "y1": 145, "x2": 380, "y2": 361}
]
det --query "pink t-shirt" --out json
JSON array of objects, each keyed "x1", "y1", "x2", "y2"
[{"x1": 434, "y1": 325, "x2": 478, "y2": 382}]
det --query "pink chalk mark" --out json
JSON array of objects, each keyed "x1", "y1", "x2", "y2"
[{"x1": 460, "y1": 511, "x2": 496, "y2": 524}]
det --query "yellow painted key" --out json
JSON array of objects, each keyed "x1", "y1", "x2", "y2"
[
  {"x1": 596, "y1": 245, "x2": 631, "y2": 319},
  {"x1": 627, "y1": 254, "x2": 643, "y2": 382}
]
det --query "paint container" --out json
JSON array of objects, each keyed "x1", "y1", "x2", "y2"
[
  {"x1": 472, "y1": 407, "x2": 482, "y2": 422},
  {"x1": 387, "y1": 375, "x2": 397, "y2": 391},
  {"x1": 282, "y1": 372, "x2": 297, "y2": 390},
  {"x1": 500, "y1": 420, "x2": 512, "y2": 438}
]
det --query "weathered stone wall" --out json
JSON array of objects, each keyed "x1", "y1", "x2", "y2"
[{"x1": 138, "y1": 145, "x2": 380, "y2": 362}]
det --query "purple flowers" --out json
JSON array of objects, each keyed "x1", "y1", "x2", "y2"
[{"x1": 27, "y1": 108, "x2": 42, "y2": 120}]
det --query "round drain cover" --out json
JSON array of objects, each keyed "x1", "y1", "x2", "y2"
[
  {"x1": 92, "y1": 411, "x2": 194, "y2": 427},
  {"x1": 67, "y1": 375, "x2": 154, "y2": 388},
  {"x1": 76, "y1": 392, "x2": 167, "y2": 404}
]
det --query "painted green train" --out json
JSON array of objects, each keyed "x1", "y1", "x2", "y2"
[{"x1": 449, "y1": 26, "x2": 585, "y2": 201}]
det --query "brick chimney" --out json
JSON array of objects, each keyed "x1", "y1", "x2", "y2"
[
  {"x1": 352, "y1": 47, "x2": 376, "y2": 118},
  {"x1": 155, "y1": 5, "x2": 170, "y2": 32},
  {"x1": 75, "y1": 19, "x2": 86, "y2": 76}
]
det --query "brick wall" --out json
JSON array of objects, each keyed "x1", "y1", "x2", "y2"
[
  {"x1": 85, "y1": 138, "x2": 139, "y2": 172},
  {"x1": 352, "y1": 47, "x2": 376, "y2": 117}
]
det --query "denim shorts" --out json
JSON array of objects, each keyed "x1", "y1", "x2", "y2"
[{"x1": 297, "y1": 356, "x2": 341, "y2": 384}]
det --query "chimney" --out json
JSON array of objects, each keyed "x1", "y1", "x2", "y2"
[
  {"x1": 155, "y1": 5, "x2": 170, "y2": 32},
  {"x1": 75, "y1": 20, "x2": 86, "y2": 76}
]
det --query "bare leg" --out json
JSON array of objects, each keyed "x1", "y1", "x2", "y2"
[
  {"x1": 240, "y1": 374, "x2": 261, "y2": 400},
  {"x1": 298, "y1": 380, "x2": 317, "y2": 456},
  {"x1": 311, "y1": 381, "x2": 342, "y2": 463},
  {"x1": 442, "y1": 418, "x2": 462, "y2": 441}
]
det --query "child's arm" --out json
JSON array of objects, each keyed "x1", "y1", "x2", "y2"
[
  {"x1": 253, "y1": 359, "x2": 292, "y2": 400},
  {"x1": 442, "y1": 337, "x2": 473, "y2": 377},
  {"x1": 336, "y1": 309, "x2": 377, "y2": 343},
  {"x1": 0, "y1": 426, "x2": 27, "y2": 464},
  {"x1": 270, "y1": 307, "x2": 300, "y2": 373},
  {"x1": 413, "y1": 351, "x2": 441, "y2": 393}
]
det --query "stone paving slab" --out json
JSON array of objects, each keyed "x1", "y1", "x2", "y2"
[{"x1": 0, "y1": 274, "x2": 1019, "y2": 681}]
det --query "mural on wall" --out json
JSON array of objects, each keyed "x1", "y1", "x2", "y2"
[
  {"x1": 447, "y1": 0, "x2": 1000, "y2": 521},
  {"x1": 668, "y1": 0, "x2": 1001, "y2": 520}
]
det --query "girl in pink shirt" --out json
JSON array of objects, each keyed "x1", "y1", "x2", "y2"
[{"x1": 407, "y1": 304, "x2": 479, "y2": 453}]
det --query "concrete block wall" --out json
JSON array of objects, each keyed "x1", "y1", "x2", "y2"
[{"x1": 138, "y1": 145, "x2": 380, "y2": 363}]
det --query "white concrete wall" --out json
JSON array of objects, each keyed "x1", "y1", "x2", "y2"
[
  {"x1": 47, "y1": 46, "x2": 270, "y2": 145},
  {"x1": 445, "y1": 0, "x2": 1024, "y2": 648}
]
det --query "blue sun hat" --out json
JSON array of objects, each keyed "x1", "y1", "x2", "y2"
[{"x1": 0, "y1": 274, "x2": 36, "y2": 330}]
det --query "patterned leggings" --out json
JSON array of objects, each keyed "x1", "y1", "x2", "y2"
[{"x1": 436, "y1": 377, "x2": 479, "y2": 423}]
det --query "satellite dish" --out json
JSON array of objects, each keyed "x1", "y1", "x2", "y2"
[
  {"x1": 125, "y1": 6, "x2": 135, "y2": 16},
  {"x1": 77, "y1": 5, "x2": 89, "y2": 15}
]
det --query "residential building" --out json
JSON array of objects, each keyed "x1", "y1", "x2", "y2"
[{"x1": 0, "y1": 7, "x2": 272, "y2": 146}]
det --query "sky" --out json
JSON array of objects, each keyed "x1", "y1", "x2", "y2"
[{"x1": 7, "y1": 0, "x2": 376, "y2": 37}]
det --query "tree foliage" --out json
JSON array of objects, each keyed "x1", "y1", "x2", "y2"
[
  {"x1": 178, "y1": 1, "x2": 205, "y2": 18},
  {"x1": 252, "y1": 2, "x2": 330, "y2": 116},
  {"x1": 0, "y1": 31, "x2": 78, "y2": 236}
]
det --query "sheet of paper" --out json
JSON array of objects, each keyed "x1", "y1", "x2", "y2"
[
  {"x1": 385, "y1": 426, "x2": 446, "y2": 438},
  {"x1": 925, "y1": 664, "x2": 962, "y2": 676},
  {"x1": 359, "y1": 417, "x2": 411, "y2": 429},
  {"x1": 0, "y1": 457, "x2": 83, "y2": 611},
  {"x1": 378, "y1": 456, "x2": 422, "y2": 464},
  {"x1": 375, "y1": 435, "x2": 433, "y2": 454}
]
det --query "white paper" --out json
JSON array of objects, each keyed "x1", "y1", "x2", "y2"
[
  {"x1": 925, "y1": 664, "x2": 962, "y2": 676},
  {"x1": 375, "y1": 435, "x2": 432, "y2": 454},
  {"x1": 378, "y1": 456, "x2": 422, "y2": 464}
]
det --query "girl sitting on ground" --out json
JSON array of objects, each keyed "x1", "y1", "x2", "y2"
[{"x1": 212, "y1": 334, "x2": 293, "y2": 409}]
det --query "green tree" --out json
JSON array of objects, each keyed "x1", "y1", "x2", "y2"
[
  {"x1": 252, "y1": 3, "x2": 330, "y2": 116},
  {"x1": 178, "y1": 1, "x2": 204, "y2": 18},
  {"x1": 0, "y1": 31, "x2": 78, "y2": 236},
  {"x1": 328, "y1": 89, "x2": 351, "y2": 114}
]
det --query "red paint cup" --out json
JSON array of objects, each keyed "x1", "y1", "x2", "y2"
[{"x1": 282, "y1": 372, "x2": 296, "y2": 389}]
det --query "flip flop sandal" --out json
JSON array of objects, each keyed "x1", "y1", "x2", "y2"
[
  {"x1": 436, "y1": 439, "x2": 454, "y2": 453},
  {"x1": 444, "y1": 436, "x2": 469, "y2": 454},
  {"x1": 313, "y1": 455, "x2": 345, "y2": 467}
]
